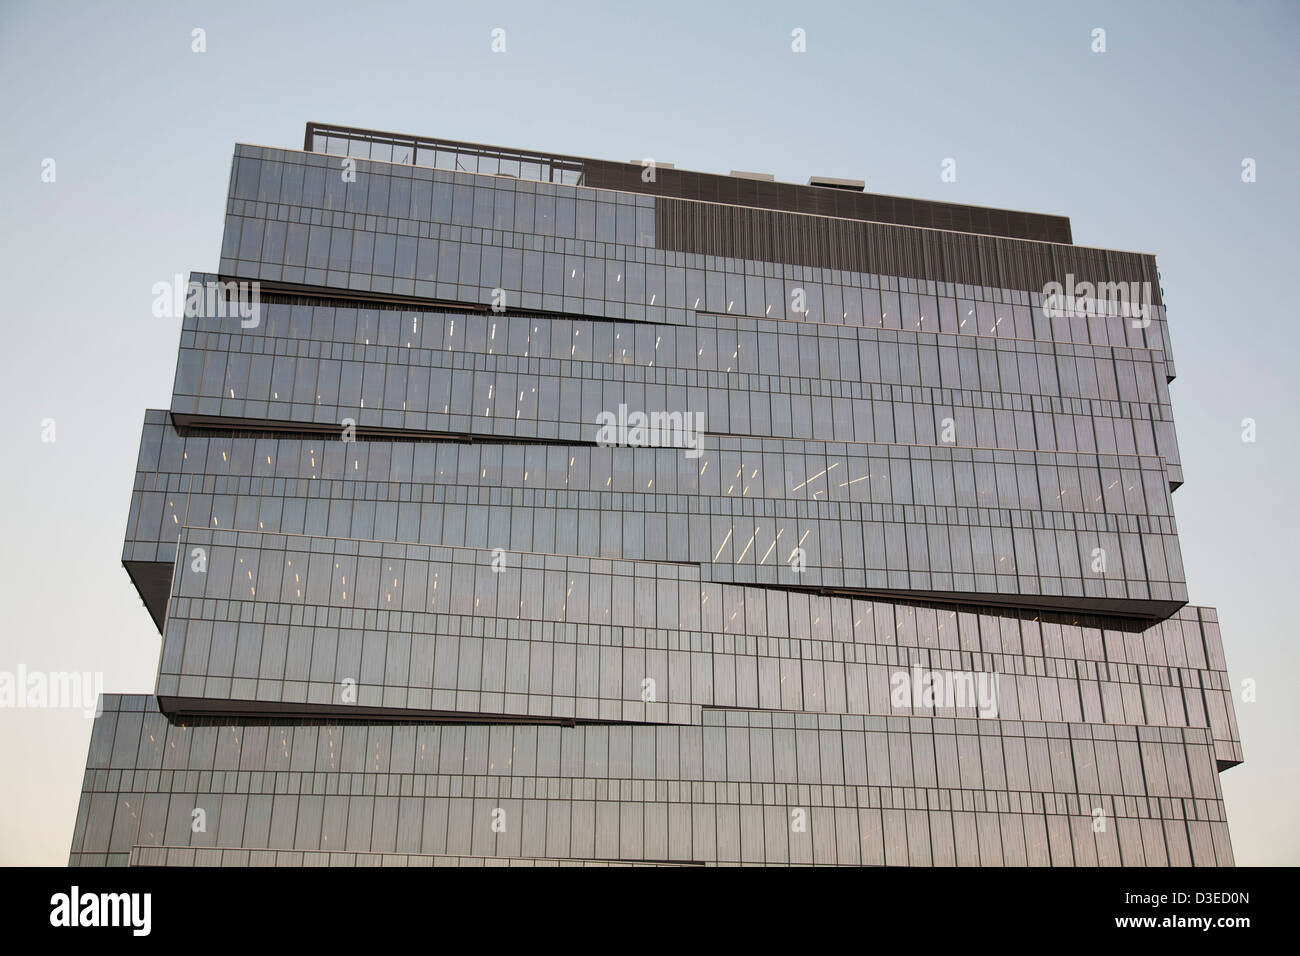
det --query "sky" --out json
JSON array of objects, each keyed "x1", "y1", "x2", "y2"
[{"x1": 0, "y1": 0, "x2": 1296, "y2": 866}]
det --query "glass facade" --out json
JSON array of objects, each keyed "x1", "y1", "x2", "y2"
[
  {"x1": 71, "y1": 124, "x2": 1239, "y2": 866},
  {"x1": 124, "y1": 407, "x2": 1185, "y2": 620},
  {"x1": 70, "y1": 693, "x2": 1233, "y2": 867}
]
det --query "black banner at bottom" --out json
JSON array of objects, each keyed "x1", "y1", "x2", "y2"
[{"x1": 7, "y1": 864, "x2": 1276, "y2": 943}]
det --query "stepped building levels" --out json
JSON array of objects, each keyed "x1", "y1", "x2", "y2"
[{"x1": 68, "y1": 123, "x2": 1241, "y2": 866}]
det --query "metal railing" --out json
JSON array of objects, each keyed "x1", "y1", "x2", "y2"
[{"x1": 304, "y1": 121, "x2": 585, "y2": 185}]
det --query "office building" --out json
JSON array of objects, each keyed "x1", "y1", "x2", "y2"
[{"x1": 68, "y1": 123, "x2": 1241, "y2": 865}]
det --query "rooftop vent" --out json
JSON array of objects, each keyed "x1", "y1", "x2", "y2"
[
  {"x1": 729, "y1": 170, "x2": 775, "y2": 182},
  {"x1": 808, "y1": 175, "x2": 865, "y2": 191}
]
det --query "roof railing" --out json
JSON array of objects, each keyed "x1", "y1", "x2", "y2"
[{"x1": 304, "y1": 121, "x2": 584, "y2": 185}]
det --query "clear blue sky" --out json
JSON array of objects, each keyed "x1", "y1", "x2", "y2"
[{"x1": 1, "y1": 0, "x2": 1296, "y2": 865}]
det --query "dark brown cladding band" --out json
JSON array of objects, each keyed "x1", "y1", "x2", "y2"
[
  {"x1": 583, "y1": 160, "x2": 1073, "y2": 244},
  {"x1": 654, "y1": 197, "x2": 1161, "y2": 300}
]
